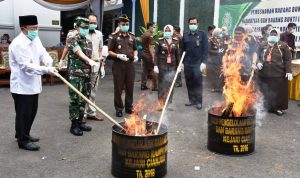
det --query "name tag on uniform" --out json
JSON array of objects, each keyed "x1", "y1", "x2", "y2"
[{"x1": 167, "y1": 54, "x2": 171, "y2": 64}]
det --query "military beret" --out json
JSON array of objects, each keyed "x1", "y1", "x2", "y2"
[
  {"x1": 19, "y1": 15, "x2": 38, "y2": 27},
  {"x1": 75, "y1": 17, "x2": 89, "y2": 28},
  {"x1": 119, "y1": 14, "x2": 130, "y2": 22}
]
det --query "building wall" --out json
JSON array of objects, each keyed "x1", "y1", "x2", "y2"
[
  {"x1": 184, "y1": 0, "x2": 215, "y2": 31},
  {"x1": 0, "y1": 0, "x2": 61, "y2": 47}
]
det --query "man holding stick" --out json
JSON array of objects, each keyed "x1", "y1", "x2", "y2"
[
  {"x1": 67, "y1": 17, "x2": 96, "y2": 136},
  {"x1": 9, "y1": 15, "x2": 57, "y2": 151}
]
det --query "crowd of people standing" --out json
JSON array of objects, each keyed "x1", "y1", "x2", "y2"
[{"x1": 8, "y1": 12, "x2": 298, "y2": 151}]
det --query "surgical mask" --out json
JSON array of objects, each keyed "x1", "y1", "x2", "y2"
[
  {"x1": 120, "y1": 25, "x2": 129, "y2": 32},
  {"x1": 1, "y1": 40, "x2": 7, "y2": 44},
  {"x1": 89, "y1": 24, "x2": 97, "y2": 30},
  {"x1": 79, "y1": 28, "x2": 89, "y2": 37},
  {"x1": 27, "y1": 30, "x2": 38, "y2": 40},
  {"x1": 268, "y1": 36, "x2": 279, "y2": 44},
  {"x1": 290, "y1": 29, "x2": 295, "y2": 34},
  {"x1": 163, "y1": 32, "x2": 172, "y2": 39},
  {"x1": 218, "y1": 34, "x2": 223, "y2": 39},
  {"x1": 189, "y1": 24, "x2": 198, "y2": 31}
]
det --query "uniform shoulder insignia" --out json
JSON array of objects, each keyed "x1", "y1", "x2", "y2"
[
  {"x1": 129, "y1": 32, "x2": 135, "y2": 36},
  {"x1": 108, "y1": 35, "x2": 113, "y2": 39},
  {"x1": 278, "y1": 41, "x2": 288, "y2": 48},
  {"x1": 158, "y1": 37, "x2": 164, "y2": 40},
  {"x1": 172, "y1": 37, "x2": 178, "y2": 40}
]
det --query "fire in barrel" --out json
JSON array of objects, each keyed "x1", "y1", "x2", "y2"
[
  {"x1": 112, "y1": 98, "x2": 168, "y2": 178},
  {"x1": 207, "y1": 38, "x2": 260, "y2": 155}
]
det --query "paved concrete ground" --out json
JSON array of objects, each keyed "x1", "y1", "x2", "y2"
[{"x1": 0, "y1": 62, "x2": 299, "y2": 178}]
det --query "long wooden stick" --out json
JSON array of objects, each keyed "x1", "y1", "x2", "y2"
[
  {"x1": 246, "y1": 69, "x2": 255, "y2": 88},
  {"x1": 156, "y1": 52, "x2": 186, "y2": 135},
  {"x1": 52, "y1": 72, "x2": 124, "y2": 130}
]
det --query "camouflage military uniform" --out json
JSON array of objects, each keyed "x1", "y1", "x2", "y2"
[{"x1": 67, "y1": 28, "x2": 92, "y2": 122}]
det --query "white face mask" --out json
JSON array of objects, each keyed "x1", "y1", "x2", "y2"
[{"x1": 290, "y1": 29, "x2": 295, "y2": 34}]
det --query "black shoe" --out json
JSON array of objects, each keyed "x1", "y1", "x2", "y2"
[
  {"x1": 141, "y1": 85, "x2": 149, "y2": 90},
  {"x1": 195, "y1": 104, "x2": 202, "y2": 110},
  {"x1": 125, "y1": 108, "x2": 134, "y2": 114},
  {"x1": 116, "y1": 110, "x2": 123, "y2": 117},
  {"x1": 79, "y1": 123, "x2": 92, "y2": 132},
  {"x1": 185, "y1": 102, "x2": 196, "y2": 106},
  {"x1": 18, "y1": 142, "x2": 40, "y2": 151},
  {"x1": 298, "y1": 103, "x2": 300, "y2": 107},
  {"x1": 70, "y1": 121, "x2": 83, "y2": 136},
  {"x1": 25, "y1": 135, "x2": 39, "y2": 142},
  {"x1": 152, "y1": 88, "x2": 158, "y2": 91}
]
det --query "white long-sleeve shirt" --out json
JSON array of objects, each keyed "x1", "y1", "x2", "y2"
[{"x1": 9, "y1": 32, "x2": 53, "y2": 94}]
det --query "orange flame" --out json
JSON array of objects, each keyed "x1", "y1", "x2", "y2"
[
  {"x1": 123, "y1": 94, "x2": 161, "y2": 136},
  {"x1": 221, "y1": 39, "x2": 259, "y2": 116}
]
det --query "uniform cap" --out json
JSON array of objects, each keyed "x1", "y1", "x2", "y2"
[
  {"x1": 19, "y1": 15, "x2": 38, "y2": 27},
  {"x1": 76, "y1": 17, "x2": 89, "y2": 28},
  {"x1": 118, "y1": 15, "x2": 130, "y2": 22}
]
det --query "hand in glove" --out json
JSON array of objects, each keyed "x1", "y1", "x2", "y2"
[
  {"x1": 154, "y1": 66, "x2": 159, "y2": 74},
  {"x1": 99, "y1": 56, "x2": 106, "y2": 63},
  {"x1": 257, "y1": 62, "x2": 263, "y2": 70},
  {"x1": 200, "y1": 63, "x2": 206, "y2": 73},
  {"x1": 48, "y1": 67, "x2": 58, "y2": 74},
  {"x1": 117, "y1": 54, "x2": 128, "y2": 61},
  {"x1": 58, "y1": 60, "x2": 64, "y2": 69},
  {"x1": 180, "y1": 64, "x2": 184, "y2": 71},
  {"x1": 218, "y1": 48, "x2": 224, "y2": 53},
  {"x1": 133, "y1": 56, "x2": 138, "y2": 63},
  {"x1": 100, "y1": 66, "x2": 105, "y2": 78},
  {"x1": 87, "y1": 59, "x2": 97, "y2": 67},
  {"x1": 285, "y1": 73, "x2": 293, "y2": 81}
]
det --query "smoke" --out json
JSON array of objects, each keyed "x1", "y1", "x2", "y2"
[{"x1": 253, "y1": 95, "x2": 266, "y2": 127}]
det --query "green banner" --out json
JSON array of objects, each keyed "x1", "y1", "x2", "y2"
[{"x1": 219, "y1": 2, "x2": 253, "y2": 35}]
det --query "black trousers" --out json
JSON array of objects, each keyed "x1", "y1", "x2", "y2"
[
  {"x1": 184, "y1": 65, "x2": 203, "y2": 105},
  {"x1": 112, "y1": 61, "x2": 135, "y2": 111},
  {"x1": 12, "y1": 93, "x2": 39, "y2": 143}
]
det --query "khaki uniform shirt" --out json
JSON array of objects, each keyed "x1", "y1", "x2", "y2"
[
  {"x1": 108, "y1": 31, "x2": 137, "y2": 60},
  {"x1": 258, "y1": 41, "x2": 292, "y2": 77},
  {"x1": 154, "y1": 37, "x2": 180, "y2": 67}
]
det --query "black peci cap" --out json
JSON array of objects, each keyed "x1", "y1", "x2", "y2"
[{"x1": 19, "y1": 15, "x2": 38, "y2": 27}]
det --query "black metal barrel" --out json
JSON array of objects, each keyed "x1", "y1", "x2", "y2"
[
  {"x1": 111, "y1": 121, "x2": 168, "y2": 178},
  {"x1": 207, "y1": 107, "x2": 256, "y2": 155}
]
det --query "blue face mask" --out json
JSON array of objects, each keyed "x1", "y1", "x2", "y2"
[
  {"x1": 89, "y1": 24, "x2": 97, "y2": 30},
  {"x1": 189, "y1": 24, "x2": 198, "y2": 31},
  {"x1": 27, "y1": 30, "x2": 38, "y2": 40},
  {"x1": 268, "y1": 36, "x2": 279, "y2": 44},
  {"x1": 120, "y1": 25, "x2": 129, "y2": 32},
  {"x1": 163, "y1": 32, "x2": 172, "y2": 39},
  {"x1": 79, "y1": 28, "x2": 89, "y2": 37}
]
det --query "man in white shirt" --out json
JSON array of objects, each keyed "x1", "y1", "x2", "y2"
[
  {"x1": 9, "y1": 15, "x2": 57, "y2": 151},
  {"x1": 84, "y1": 14, "x2": 105, "y2": 121}
]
